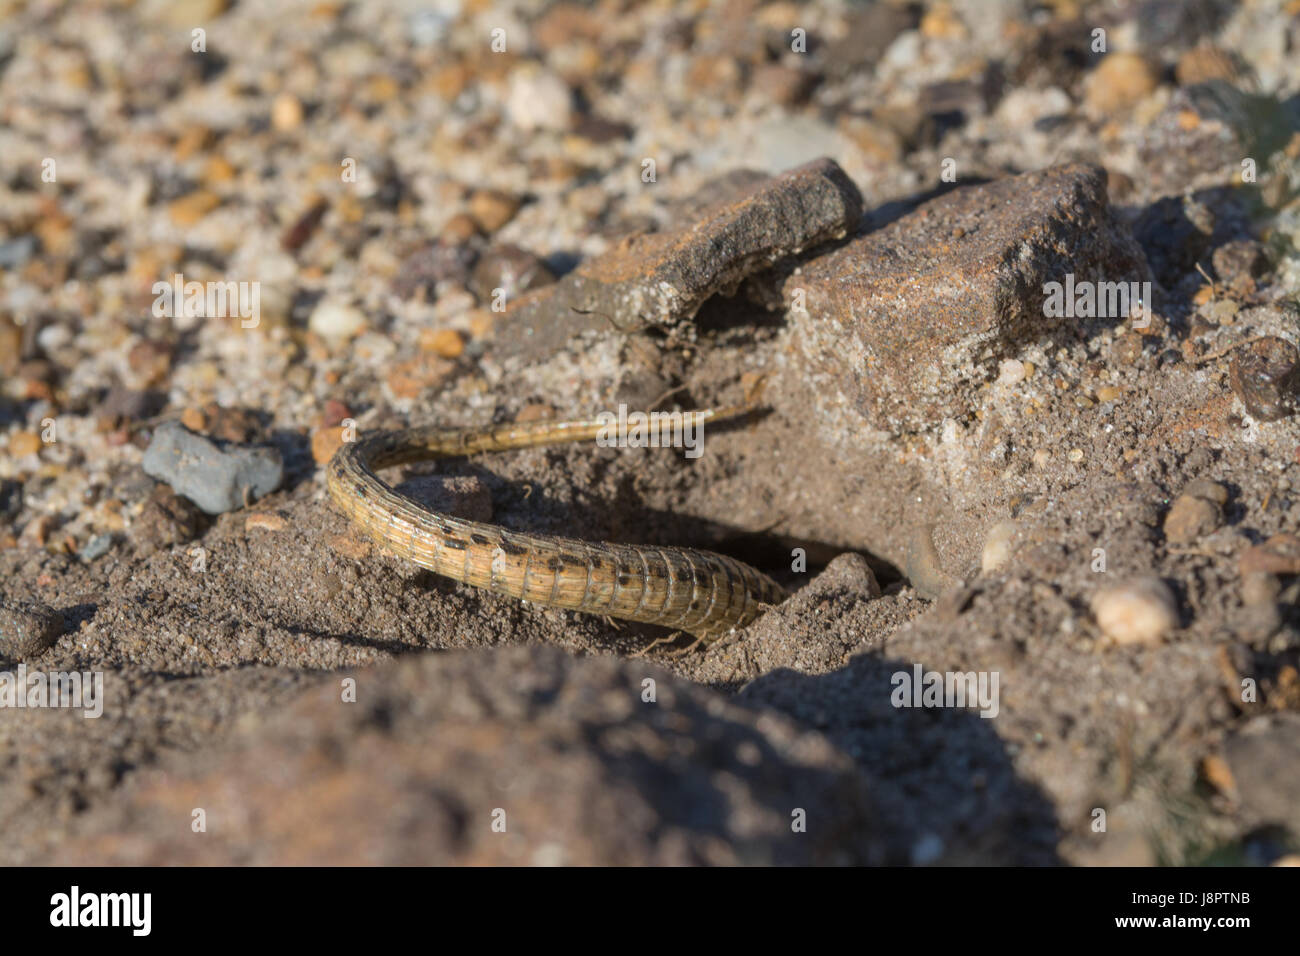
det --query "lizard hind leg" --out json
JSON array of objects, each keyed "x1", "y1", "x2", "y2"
[{"x1": 634, "y1": 629, "x2": 687, "y2": 658}]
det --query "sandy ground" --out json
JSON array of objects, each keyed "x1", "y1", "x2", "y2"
[{"x1": 2, "y1": 0, "x2": 1300, "y2": 865}]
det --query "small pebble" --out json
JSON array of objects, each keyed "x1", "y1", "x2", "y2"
[
  {"x1": 327, "y1": 532, "x2": 371, "y2": 560},
  {"x1": 420, "y1": 328, "x2": 466, "y2": 359},
  {"x1": 271, "y1": 92, "x2": 304, "y2": 131},
  {"x1": 8, "y1": 431, "x2": 41, "y2": 458},
  {"x1": 321, "y1": 400, "x2": 352, "y2": 428},
  {"x1": 1229, "y1": 337, "x2": 1300, "y2": 421},
  {"x1": 981, "y1": 519, "x2": 1019, "y2": 573},
  {"x1": 995, "y1": 359, "x2": 1025, "y2": 386},
  {"x1": 308, "y1": 299, "x2": 368, "y2": 342},
  {"x1": 1084, "y1": 52, "x2": 1159, "y2": 116},
  {"x1": 311, "y1": 426, "x2": 347, "y2": 465},
  {"x1": 1164, "y1": 488, "x2": 1222, "y2": 545},
  {"x1": 506, "y1": 66, "x2": 573, "y2": 131},
  {"x1": 142, "y1": 421, "x2": 283, "y2": 515},
  {"x1": 1091, "y1": 577, "x2": 1178, "y2": 646},
  {"x1": 245, "y1": 512, "x2": 287, "y2": 532},
  {"x1": 441, "y1": 213, "x2": 480, "y2": 245},
  {"x1": 167, "y1": 190, "x2": 221, "y2": 227},
  {"x1": 80, "y1": 532, "x2": 115, "y2": 562},
  {"x1": 180, "y1": 407, "x2": 207, "y2": 432},
  {"x1": 470, "y1": 245, "x2": 555, "y2": 303},
  {"x1": 0, "y1": 600, "x2": 64, "y2": 660},
  {"x1": 468, "y1": 190, "x2": 521, "y2": 233},
  {"x1": 0, "y1": 235, "x2": 37, "y2": 270}
]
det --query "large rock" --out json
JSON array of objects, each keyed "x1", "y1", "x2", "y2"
[
  {"x1": 59, "y1": 647, "x2": 881, "y2": 865},
  {"x1": 498, "y1": 158, "x2": 864, "y2": 357},
  {"x1": 784, "y1": 164, "x2": 1150, "y2": 436}
]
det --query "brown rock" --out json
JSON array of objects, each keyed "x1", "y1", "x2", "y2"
[
  {"x1": 127, "y1": 340, "x2": 173, "y2": 388},
  {"x1": 467, "y1": 190, "x2": 521, "y2": 233},
  {"x1": 0, "y1": 600, "x2": 64, "y2": 660},
  {"x1": 1164, "y1": 481, "x2": 1225, "y2": 544},
  {"x1": 786, "y1": 164, "x2": 1149, "y2": 435},
  {"x1": 394, "y1": 240, "x2": 480, "y2": 301},
  {"x1": 320, "y1": 400, "x2": 352, "y2": 428},
  {"x1": 271, "y1": 92, "x2": 304, "y2": 131},
  {"x1": 1229, "y1": 337, "x2": 1300, "y2": 421},
  {"x1": 167, "y1": 191, "x2": 221, "y2": 226},
  {"x1": 8, "y1": 431, "x2": 41, "y2": 458},
  {"x1": 1084, "y1": 52, "x2": 1160, "y2": 116},
  {"x1": 498, "y1": 158, "x2": 864, "y2": 357},
  {"x1": 419, "y1": 328, "x2": 465, "y2": 359},
  {"x1": 470, "y1": 245, "x2": 555, "y2": 304},
  {"x1": 1164, "y1": 495, "x2": 1220, "y2": 544},
  {"x1": 441, "y1": 213, "x2": 480, "y2": 245},
  {"x1": 1212, "y1": 239, "x2": 1268, "y2": 290},
  {"x1": 311, "y1": 426, "x2": 347, "y2": 465},
  {"x1": 281, "y1": 198, "x2": 329, "y2": 253},
  {"x1": 180, "y1": 407, "x2": 206, "y2": 432},
  {"x1": 514, "y1": 403, "x2": 554, "y2": 423},
  {"x1": 752, "y1": 63, "x2": 813, "y2": 107}
]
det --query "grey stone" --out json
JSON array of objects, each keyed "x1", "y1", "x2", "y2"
[
  {"x1": 0, "y1": 235, "x2": 36, "y2": 270},
  {"x1": 80, "y1": 533, "x2": 116, "y2": 562},
  {"x1": 142, "y1": 421, "x2": 283, "y2": 515}
]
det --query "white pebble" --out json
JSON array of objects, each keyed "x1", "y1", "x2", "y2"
[
  {"x1": 308, "y1": 299, "x2": 367, "y2": 341},
  {"x1": 506, "y1": 66, "x2": 572, "y2": 131},
  {"x1": 981, "y1": 520, "x2": 1019, "y2": 573},
  {"x1": 1091, "y1": 578, "x2": 1178, "y2": 646},
  {"x1": 996, "y1": 358, "x2": 1026, "y2": 386}
]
